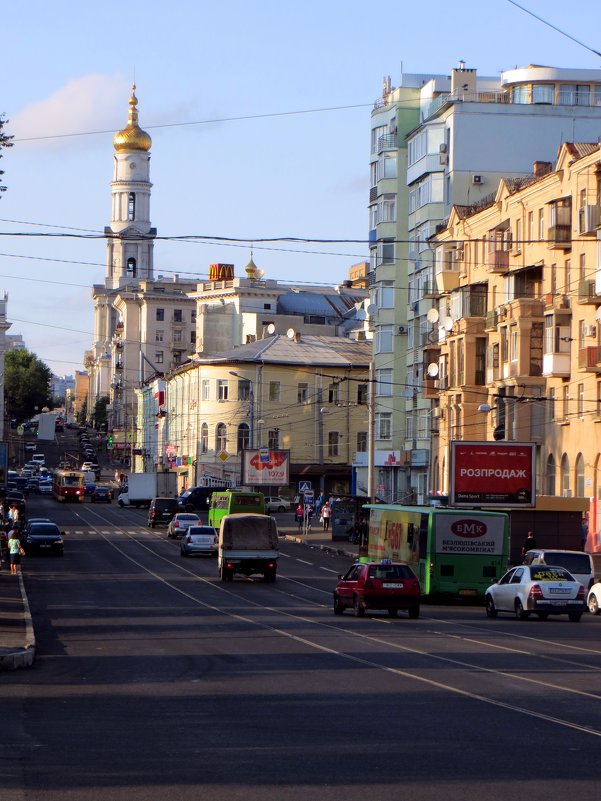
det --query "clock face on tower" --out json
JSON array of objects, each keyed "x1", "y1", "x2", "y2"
[{"x1": 129, "y1": 162, "x2": 136, "y2": 170}]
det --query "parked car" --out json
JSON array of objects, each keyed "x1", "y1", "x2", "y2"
[
  {"x1": 24, "y1": 522, "x2": 64, "y2": 556},
  {"x1": 147, "y1": 497, "x2": 179, "y2": 528},
  {"x1": 264, "y1": 496, "x2": 292, "y2": 513},
  {"x1": 167, "y1": 513, "x2": 201, "y2": 538},
  {"x1": 117, "y1": 490, "x2": 130, "y2": 507},
  {"x1": 333, "y1": 561, "x2": 421, "y2": 618},
  {"x1": 587, "y1": 581, "x2": 601, "y2": 615},
  {"x1": 91, "y1": 485, "x2": 113, "y2": 503},
  {"x1": 24, "y1": 442, "x2": 37, "y2": 452},
  {"x1": 485, "y1": 565, "x2": 586, "y2": 621},
  {"x1": 522, "y1": 549, "x2": 596, "y2": 590},
  {"x1": 180, "y1": 525, "x2": 219, "y2": 557}
]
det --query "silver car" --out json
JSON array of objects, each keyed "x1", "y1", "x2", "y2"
[
  {"x1": 180, "y1": 525, "x2": 218, "y2": 557},
  {"x1": 167, "y1": 513, "x2": 201, "y2": 539}
]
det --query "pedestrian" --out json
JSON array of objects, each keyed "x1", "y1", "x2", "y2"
[
  {"x1": 297, "y1": 503, "x2": 303, "y2": 532},
  {"x1": 307, "y1": 504, "x2": 314, "y2": 532},
  {"x1": 8, "y1": 530, "x2": 25, "y2": 576},
  {"x1": 521, "y1": 530, "x2": 537, "y2": 558},
  {"x1": 321, "y1": 501, "x2": 331, "y2": 531}
]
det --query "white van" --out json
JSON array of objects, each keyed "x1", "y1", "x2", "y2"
[
  {"x1": 32, "y1": 454, "x2": 45, "y2": 466},
  {"x1": 523, "y1": 549, "x2": 595, "y2": 590}
]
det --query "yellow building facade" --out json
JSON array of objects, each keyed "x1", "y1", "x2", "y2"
[{"x1": 431, "y1": 143, "x2": 601, "y2": 549}]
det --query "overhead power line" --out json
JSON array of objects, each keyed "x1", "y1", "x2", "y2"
[{"x1": 505, "y1": 0, "x2": 601, "y2": 59}]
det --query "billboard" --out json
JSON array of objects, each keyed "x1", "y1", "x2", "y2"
[
  {"x1": 241, "y1": 449, "x2": 289, "y2": 487},
  {"x1": 450, "y1": 441, "x2": 536, "y2": 507},
  {"x1": 37, "y1": 412, "x2": 56, "y2": 441}
]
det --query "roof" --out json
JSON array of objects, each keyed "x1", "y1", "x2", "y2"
[
  {"x1": 196, "y1": 334, "x2": 372, "y2": 368},
  {"x1": 276, "y1": 290, "x2": 358, "y2": 318}
]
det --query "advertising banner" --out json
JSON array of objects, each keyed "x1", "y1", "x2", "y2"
[
  {"x1": 450, "y1": 441, "x2": 535, "y2": 507},
  {"x1": 434, "y1": 513, "x2": 507, "y2": 555},
  {"x1": 241, "y1": 449, "x2": 289, "y2": 487}
]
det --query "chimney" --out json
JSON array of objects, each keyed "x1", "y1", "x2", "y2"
[
  {"x1": 294, "y1": 332, "x2": 301, "y2": 343},
  {"x1": 451, "y1": 63, "x2": 477, "y2": 95},
  {"x1": 533, "y1": 161, "x2": 552, "y2": 178}
]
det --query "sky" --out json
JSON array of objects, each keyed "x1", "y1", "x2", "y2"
[{"x1": 2, "y1": 0, "x2": 601, "y2": 376}]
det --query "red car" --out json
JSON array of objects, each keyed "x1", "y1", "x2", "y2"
[{"x1": 333, "y1": 560, "x2": 421, "y2": 618}]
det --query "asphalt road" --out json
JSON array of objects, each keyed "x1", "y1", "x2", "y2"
[{"x1": 2, "y1": 495, "x2": 601, "y2": 801}]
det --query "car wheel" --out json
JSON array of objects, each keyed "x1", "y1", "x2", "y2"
[
  {"x1": 353, "y1": 595, "x2": 365, "y2": 617},
  {"x1": 568, "y1": 612, "x2": 582, "y2": 623},
  {"x1": 485, "y1": 595, "x2": 498, "y2": 619},
  {"x1": 387, "y1": 608, "x2": 398, "y2": 618},
  {"x1": 277, "y1": 506, "x2": 285, "y2": 513},
  {"x1": 408, "y1": 604, "x2": 420, "y2": 619},
  {"x1": 515, "y1": 599, "x2": 529, "y2": 620},
  {"x1": 588, "y1": 594, "x2": 600, "y2": 615},
  {"x1": 333, "y1": 594, "x2": 344, "y2": 615},
  {"x1": 118, "y1": 500, "x2": 124, "y2": 508}
]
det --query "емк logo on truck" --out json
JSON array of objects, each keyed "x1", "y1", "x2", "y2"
[{"x1": 451, "y1": 519, "x2": 488, "y2": 538}]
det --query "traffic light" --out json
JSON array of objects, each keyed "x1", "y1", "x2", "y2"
[{"x1": 108, "y1": 434, "x2": 113, "y2": 446}]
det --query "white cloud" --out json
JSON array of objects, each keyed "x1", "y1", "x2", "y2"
[{"x1": 10, "y1": 73, "x2": 126, "y2": 150}]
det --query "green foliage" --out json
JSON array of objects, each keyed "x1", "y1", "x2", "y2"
[
  {"x1": 93, "y1": 395, "x2": 109, "y2": 427},
  {"x1": 4, "y1": 349, "x2": 52, "y2": 422},
  {"x1": 77, "y1": 395, "x2": 88, "y2": 424},
  {"x1": 0, "y1": 114, "x2": 14, "y2": 196}
]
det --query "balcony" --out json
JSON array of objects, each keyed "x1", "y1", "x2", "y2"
[
  {"x1": 547, "y1": 224, "x2": 571, "y2": 249},
  {"x1": 578, "y1": 346, "x2": 601, "y2": 372},
  {"x1": 544, "y1": 293, "x2": 571, "y2": 314},
  {"x1": 543, "y1": 352, "x2": 571, "y2": 377},
  {"x1": 578, "y1": 279, "x2": 598, "y2": 304},
  {"x1": 578, "y1": 205, "x2": 600, "y2": 235},
  {"x1": 377, "y1": 133, "x2": 397, "y2": 152},
  {"x1": 114, "y1": 360, "x2": 123, "y2": 371},
  {"x1": 485, "y1": 310, "x2": 498, "y2": 330},
  {"x1": 489, "y1": 249, "x2": 509, "y2": 273}
]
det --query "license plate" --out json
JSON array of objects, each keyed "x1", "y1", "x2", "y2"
[
  {"x1": 382, "y1": 582, "x2": 403, "y2": 588},
  {"x1": 40, "y1": 544, "x2": 51, "y2": 549},
  {"x1": 459, "y1": 589, "x2": 477, "y2": 596},
  {"x1": 549, "y1": 588, "x2": 569, "y2": 594}
]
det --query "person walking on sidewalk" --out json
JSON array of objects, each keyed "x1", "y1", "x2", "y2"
[
  {"x1": 321, "y1": 501, "x2": 331, "y2": 531},
  {"x1": 8, "y1": 530, "x2": 25, "y2": 576}
]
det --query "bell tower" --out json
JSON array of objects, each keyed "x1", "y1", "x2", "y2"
[{"x1": 105, "y1": 85, "x2": 156, "y2": 289}]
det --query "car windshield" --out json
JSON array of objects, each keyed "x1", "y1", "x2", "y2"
[
  {"x1": 368, "y1": 565, "x2": 414, "y2": 580},
  {"x1": 29, "y1": 525, "x2": 60, "y2": 536},
  {"x1": 541, "y1": 553, "x2": 591, "y2": 574},
  {"x1": 529, "y1": 567, "x2": 574, "y2": 582},
  {"x1": 188, "y1": 527, "x2": 215, "y2": 536}
]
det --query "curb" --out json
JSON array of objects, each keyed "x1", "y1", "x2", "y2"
[
  {"x1": 0, "y1": 573, "x2": 36, "y2": 671},
  {"x1": 281, "y1": 533, "x2": 357, "y2": 560}
]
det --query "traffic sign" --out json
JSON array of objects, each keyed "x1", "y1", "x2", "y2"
[
  {"x1": 303, "y1": 491, "x2": 315, "y2": 504},
  {"x1": 298, "y1": 480, "x2": 312, "y2": 493},
  {"x1": 16, "y1": 425, "x2": 24, "y2": 436}
]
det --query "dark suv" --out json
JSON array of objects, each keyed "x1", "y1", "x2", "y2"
[{"x1": 147, "y1": 497, "x2": 179, "y2": 528}]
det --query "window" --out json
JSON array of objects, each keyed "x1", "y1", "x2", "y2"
[
  {"x1": 216, "y1": 423, "x2": 227, "y2": 452},
  {"x1": 512, "y1": 85, "x2": 529, "y2": 104},
  {"x1": 156, "y1": 308, "x2": 164, "y2": 322},
  {"x1": 191, "y1": 310, "x2": 197, "y2": 323},
  {"x1": 357, "y1": 384, "x2": 368, "y2": 405},
  {"x1": 201, "y1": 379, "x2": 210, "y2": 401},
  {"x1": 238, "y1": 379, "x2": 252, "y2": 401},
  {"x1": 173, "y1": 309, "x2": 183, "y2": 323},
  {"x1": 376, "y1": 368, "x2": 393, "y2": 396},
  {"x1": 576, "y1": 453, "x2": 585, "y2": 496},
  {"x1": 375, "y1": 325, "x2": 394, "y2": 354},
  {"x1": 268, "y1": 429, "x2": 280, "y2": 449},
  {"x1": 564, "y1": 259, "x2": 571, "y2": 295},
  {"x1": 546, "y1": 454, "x2": 556, "y2": 495},
  {"x1": 580, "y1": 253, "x2": 586, "y2": 283},
  {"x1": 501, "y1": 327, "x2": 508, "y2": 362},
  {"x1": 509, "y1": 326, "x2": 519, "y2": 364},
  {"x1": 457, "y1": 339, "x2": 465, "y2": 385},
  {"x1": 173, "y1": 330, "x2": 183, "y2": 343},
  {"x1": 405, "y1": 416, "x2": 414, "y2": 441},
  {"x1": 217, "y1": 380, "x2": 229, "y2": 401},
  {"x1": 377, "y1": 412, "x2": 392, "y2": 440},
  {"x1": 200, "y1": 423, "x2": 208, "y2": 454},
  {"x1": 369, "y1": 205, "x2": 377, "y2": 229},
  {"x1": 172, "y1": 352, "x2": 181, "y2": 366},
  {"x1": 190, "y1": 330, "x2": 196, "y2": 344},
  {"x1": 378, "y1": 194, "x2": 396, "y2": 223},
  {"x1": 527, "y1": 211, "x2": 534, "y2": 242},
  {"x1": 515, "y1": 218, "x2": 522, "y2": 252},
  {"x1": 562, "y1": 385, "x2": 570, "y2": 420},
  {"x1": 328, "y1": 382, "x2": 340, "y2": 404},
  {"x1": 475, "y1": 338, "x2": 486, "y2": 385},
  {"x1": 548, "y1": 387, "x2": 555, "y2": 421},
  {"x1": 237, "y1": 423, "x2": 250, "y2": 453},
  {"x1": 538, "y1": 208, "x2": 544, "y2": 240},
  {"x1": 269, "y1": 381, "x2": 281, "y2": 402},
  {"x1": 561, "y1": 453, "x2": 570, "y2": 495},
  {"x1": 156, "y1": 330, "x2": 164, "y2": 343},
  {"x1": 378, "y1": 239, "x2": 395, "y2": 266},
  {"x1": 127, "y1": 192, "x2": 135, "y2": 221},
  {"x1": 377, "y1": 280, "x2": 394, "y2": 308},
  {"x1": 328, "y1": 431, "x2": 340, "y2": 457},
  {"x1": 532, "y1": 84, "x2": 554, "y2": 104},
  {"x1": 371, "y1": 124, "x2": 387, "y2": 154},
  {"x1": 356, "y1": 432, "x2": 367, "y2": 453},
  {"x1": 155, "y1": 351, "x2": 163, "y2": 364},
  {"x1": 297, "y1": 383, "x2": 309, "y2": 404},
  {"x1": 578, "y1": 383, "x2": 584, "y2": 418},
  {"x1": 377, "y1": 155, "x2": 397, "y2": 180},
  {"x1": 126, "y1": 257, "x2": 136, "y2": 277}
]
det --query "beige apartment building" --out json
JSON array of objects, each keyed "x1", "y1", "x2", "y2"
[{"x1": 430, "y1": 141, "x2": 601, "y2": 550}]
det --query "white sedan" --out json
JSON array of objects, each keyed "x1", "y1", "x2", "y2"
[
  {"x1": 485, "y1": 565, "x2": 586, "y2": 622},
  {"x1": 587, "y1": 581, "x2": 601, "y2": 615},
  {"x1": 264, "y1": 496, "x2": 291, "y2": 513}
]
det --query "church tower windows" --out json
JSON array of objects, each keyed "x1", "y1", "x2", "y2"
[{"x1": 128, "y1": 192, "x2": 136, "y2": 221}]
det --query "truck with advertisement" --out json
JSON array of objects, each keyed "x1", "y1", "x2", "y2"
[
  {"x1": 364, "y1": 505, "x2": 510, "y2": 598},
  {"x1": 218, "y1": 513, "x2": 279, "y2": 582},
  {"x1": 118, "y1": 471, "x2": 177, "y2": 507}
]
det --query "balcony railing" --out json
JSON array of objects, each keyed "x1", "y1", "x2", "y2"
[
  {"x1": 578, "y1": 279, "x2": 598, "y2": 304},
  {"x1": 377, "y1": 133, "x2": 397, "y2": 152},
  {"x1": 578, "y1": 346, "x2": 601, "y2": 371},
  {"x1": 489, "y1": 249, "x2": 509, "y2": 272},
  {"x1": 547, "y1": 224, "x2": 571, "y2": 249}
]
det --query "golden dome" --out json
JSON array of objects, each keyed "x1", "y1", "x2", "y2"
[
  {"x1": 245, "y1": 255, "x2": 258, "y2": 279},
  {"x1": 113, "y1": 84, "x2": 152, "y2": 152}
]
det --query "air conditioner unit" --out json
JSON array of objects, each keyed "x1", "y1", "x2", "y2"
[
  {"x1": 563, "y1": 489, "x2": 573, "y2": 498},
  {"x1": 585, "y1": 324, "x2": 598, "y2": 337},
  {"x1": 431, "y1": 407, "x2": 441, "y2": 419},
  {"x1": 439, "y1": 143, "x2": 448, "y2": 154},
  {"x1": 453, "y1": 247, "x2": 464, "y2": 262},
  {"x1": 472, "y1": 175, "x2": 483, "y2": 185},
  {"x1": 397, "y1": 325, "x2": 408, "y2": 335},
  {"x1": 440, "y1": 153, "x2": 449, "y2": 166}
]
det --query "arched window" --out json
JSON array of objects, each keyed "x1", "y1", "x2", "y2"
[
  {"x1": 546, "y1": 454, "x2": 556, "y2": 496},
  {"x1": 200, "y1": 423, "x2": 208, "y2": 454},
  {"x1": 126, "y1": 257, "x2": 137, "y2": 277},
  {"x1": 575, "y1": 453, "x2": 585, "y2": 497},
  {"x1": 561, "y1": 453, "x2": 570, "y2": 496},
  {"x1": 128, "y1": 192, "x2": 136, "y2": 221},
  {"x1": 237, "y1": 423, "x2": 250, "y2": 453},
  {"x1": 216, "y1": 423, "x2": 227, "y2": 453}
]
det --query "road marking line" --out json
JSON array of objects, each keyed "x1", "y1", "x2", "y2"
[
  {"x1": 296, "y1": 559, "x2": 313, "y2": 565},
  {"x1": 319, "y1": 567, "x2": 339, "y2": 573}
]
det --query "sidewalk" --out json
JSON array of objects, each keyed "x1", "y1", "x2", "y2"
[
  {"x1": 0, "y1": 569, "x2": 35, "y2": 670},
  {"x1": 279, "y1": 521, "x2": 361, "y2": 560}
]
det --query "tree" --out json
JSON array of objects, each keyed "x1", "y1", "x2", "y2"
[
  {"x1": 0, "y1": 114, "x2": 14, "y2": 197},
  {"x1": 93, "y1": 395, "x2": 109, "y2": 429},
  {"x1": 77, "y1": 395, "x2": 88, "y2": 424},
  {"x1": 4, "y1": 349, "x2": 53, "y2": 422}
]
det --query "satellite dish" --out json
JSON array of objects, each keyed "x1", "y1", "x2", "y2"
[
  {"x1": 356, "y1": 309, "x2": 367, "y2": 321},
  {"x1": 255, "y1": 268, "x2": 264, "y2": 279},
  {"x1": 287, "y1": 328, "x2": 296, "y2": 340},
  {"x1": 427, "y1": 308, "x2": 440, "y2": 324},
  {"x1": 440, "y1": 316, "x2": 453, "y2": 331},
  {"x1": 267, "y1": 323, "x2": 276, "y2": 334},
  {"x1": 366, "y1": 304, "x2": 377, "y2": 317},
  {"x1": 427, "y1": 363, "x2": 439, "y2": 378}
]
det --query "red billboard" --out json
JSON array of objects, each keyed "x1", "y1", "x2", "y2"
[
  {"x1": 241, "y1": 449, "x2": 289, "y2": 487},
  {"x1": 450, "y1": 441, "x2": 536, "y2": 507}
]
